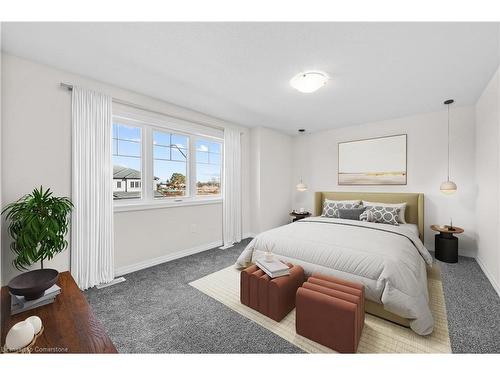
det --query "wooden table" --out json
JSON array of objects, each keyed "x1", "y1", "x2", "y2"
[
  {"x1": 1, "y1": 271, "x2": 117, "y2": 353},
  {"x1": 430, "y1": 225, "x2": 464, "y2": 263}
]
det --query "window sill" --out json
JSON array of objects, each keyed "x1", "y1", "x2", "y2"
[{"x1": 114, "y1": 197, "x2": 223, "y2": 212}]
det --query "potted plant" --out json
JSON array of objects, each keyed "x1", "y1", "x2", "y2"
[{"x1": 2, "y1": 187, "x2": 73, "y2": 300}]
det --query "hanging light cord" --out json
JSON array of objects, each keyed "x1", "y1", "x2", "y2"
[{"x1": 447, "y1": 103, "x2": 450, "y2": 181}]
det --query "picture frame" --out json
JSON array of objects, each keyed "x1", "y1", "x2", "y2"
[{"x1": 338, "y1": 134, "x2": 407, "y2": 185}]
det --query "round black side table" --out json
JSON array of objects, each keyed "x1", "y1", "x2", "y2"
[
  {"x1": 290, "y1": 211, "x2": 311, "y2": 222},
  {"x1": 430, "y1": 225, "x2": 464, "y2": 263}
]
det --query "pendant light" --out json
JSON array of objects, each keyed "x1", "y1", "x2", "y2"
[
  {"x1": 440, "y1": 99, "x2": 457, "y2": 194},
  {"x1": 296, "y1": 178, "x2": 308, "y2": 192},
  {"x1": 296, "y1": 129, "x2": 308, "y2": 191}
]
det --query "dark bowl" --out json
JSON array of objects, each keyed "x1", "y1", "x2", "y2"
[{"x1": 8, "y1": 269, "x2": 59, "y2": 301}]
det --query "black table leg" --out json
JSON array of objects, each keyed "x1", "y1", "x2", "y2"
[{"x1": 435, "y1": 233, "x2": 458, "y2": 263}]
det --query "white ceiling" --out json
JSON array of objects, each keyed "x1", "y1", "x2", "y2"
[{"x1": 2, "y1": 22, "x2": 499, "y2": 134}]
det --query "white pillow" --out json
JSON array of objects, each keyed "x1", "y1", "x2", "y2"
[{"x1": 362, "y1": 201, "x2": 407, "y2": 224}]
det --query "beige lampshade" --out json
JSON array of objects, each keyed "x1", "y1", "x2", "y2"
[{"x1": 440, "y1": 180, "x2": 457, "y2": 194}]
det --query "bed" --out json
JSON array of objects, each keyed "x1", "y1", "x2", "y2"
[{"x1": 236, "y1": 192, "x2": 434, "y2": 335}]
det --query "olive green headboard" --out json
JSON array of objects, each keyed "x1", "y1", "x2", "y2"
[{"x1": 314, "y1": 192, "x2": 424, "y2": 241}]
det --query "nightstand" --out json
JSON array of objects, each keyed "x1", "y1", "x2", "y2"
[
  {"x1": 290, "y1": 211, "x2": 311, "y2": 222},
  {"x1": 430, "y1": 225, "x2": 464, "y2": 263}
]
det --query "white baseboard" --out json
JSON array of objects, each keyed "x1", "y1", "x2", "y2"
[
  {"x1": 475, "y1": 256, "x2": 500, "y2": 298},
  {"x1": 115, "y1": 240, "x2": 223, "y2": 277},
  {"x1": 115, "y1": 234, "x2": 256, "y2": 277},
  {"x1": 96, "y1": 277, "x2": 127, "y2": 289},
  {"x1": 458, "y1": 248, "x2": 477, "y2": 258}
]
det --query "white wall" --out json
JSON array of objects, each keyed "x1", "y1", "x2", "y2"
[
  {"x1": 475, "y1": 66, "x2": 500, "y2": 294},
  {"x1": 292, "y1": 107, "x2": 477, "y2": 254},
  {"x1": 1, "y1": 54, "x2": 251, "y2": 285},
  {"x1": 249, "y1": 126, "x2": 261, "y2": 235},
  {"x1": 114, "y1": 203, "x2": 223, "y2": 275},
  {"x1": 249, "y1": 127, "x2": 293, "y2": 234}
]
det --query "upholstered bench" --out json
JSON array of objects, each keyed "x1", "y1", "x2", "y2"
[
  {"x1": 240, "y1": 263, "x2": 305, "y2": 322},
  {"x1": 296, "y1": 274, "x2": 365, "y2": 353}
]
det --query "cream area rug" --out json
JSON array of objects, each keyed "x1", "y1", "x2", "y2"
[{"x1": 189, "y1": 263, "x2": 451, "y2": 353}]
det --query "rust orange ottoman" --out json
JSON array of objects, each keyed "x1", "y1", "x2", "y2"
[
  {"x1": 311, "y1": 272, "x2": 365, "y2": 319},
  {"x1": 240, "y1": 263, "x2": 305, "y2": 322},
  {"x1": 296, "y1": 274, "x2": 365, "y2": 353},
  {"x1": 240, "y1": 264, "x2": 258, "y2": 306}
]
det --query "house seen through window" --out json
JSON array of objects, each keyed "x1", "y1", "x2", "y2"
[{"x1": 112, "y1": 123, "x2": 142, "y2": 200}]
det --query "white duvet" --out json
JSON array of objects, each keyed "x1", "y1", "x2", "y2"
[{"x1": 236, "y1": 217, "x2": 435, "y2": 335}]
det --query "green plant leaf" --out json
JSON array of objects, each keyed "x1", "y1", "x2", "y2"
[{"x1": 1, "y1": 186, "x2": 73, "y2": 270}]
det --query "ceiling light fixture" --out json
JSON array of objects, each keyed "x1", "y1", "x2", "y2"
[
  {"x1": 440, "y1": 99, "x2": 457, "y2": 195},
  {"x1": 290, "y1": 71, "x2": 329, "y2": 93}
]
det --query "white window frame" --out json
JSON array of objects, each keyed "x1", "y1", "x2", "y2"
[
  {"x1": 193, "y1": 137, "x2": 223, "y2": 198},
  {"x1": 112, "y1": 110, "x2": 223, "y2": 212},
  {"x1": 150, "y1": 125, "x2": 192, "y2": 199}
]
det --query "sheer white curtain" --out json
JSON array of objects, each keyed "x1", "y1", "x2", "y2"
[
  {"x1": 222, "y1": 128, "x2": 242, "y2": 248},
  {"x1": 71, "y1": 86, "x2": 114, "y2": 290}
]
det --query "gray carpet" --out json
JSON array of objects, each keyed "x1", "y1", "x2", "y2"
[
  {"x1": 438, "y1": 255, "x2": 500, "y2": 353},
  {"x1": 85, "y1": 239, "x2": 303, "y2": 353},
  {"x1": 85, "y1": 241, "x2": 500, "y2": 353}
]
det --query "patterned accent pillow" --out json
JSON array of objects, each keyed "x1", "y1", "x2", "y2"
[
  {"x1": 362, "y1": 201, "x2": 407, "y2": 224},
  {"x1": 322, "y1": 200, "x2": 361, "y2": 218},
  {"x1": 360, "y1": 209, "x2": 376, "y2": 223},
  {"x1": 360, "y1": 206, "x2": 400, "y2": 226}
]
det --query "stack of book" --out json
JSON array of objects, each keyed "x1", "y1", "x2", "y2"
[
  {"x1": 10, "y1": 284, "x2": 61, "y2": 315},
  {"x1": 256, "y1": 258, "x2": 290, "y2": 278}
]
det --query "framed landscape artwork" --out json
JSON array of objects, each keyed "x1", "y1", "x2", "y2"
[{"x1": 338, "y1": 134, "x2": 407, "y2": 185}]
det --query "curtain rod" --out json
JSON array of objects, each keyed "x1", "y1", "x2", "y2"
[{"x1": 60, "y1": 82, "x2": 233, "y2": 133}]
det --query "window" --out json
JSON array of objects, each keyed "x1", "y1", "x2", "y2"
[
  {"x1": 112, "y1": 123, "x2": 142, "y2": 200},
  {"x1": 196, "y1": 139, "x2": 222, "y2": 196},
  {"x1": 112, "y1": 112, "x2": 223, "y2": 209},
  {"x1": 153, "y1": 130, "x2": 188, "y2": 198},
  {"x1": 129, "y1": 181, "x2": 141, "y2": 189}
]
